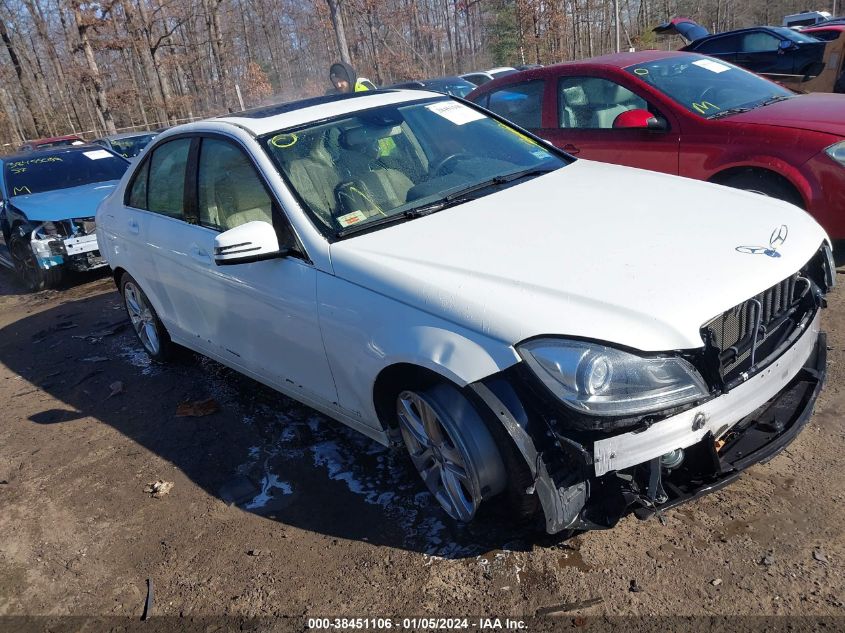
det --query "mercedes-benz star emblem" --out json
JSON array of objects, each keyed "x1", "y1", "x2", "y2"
[{"x1": 736, "y1": 224, "x2": 788, "y2": 258}]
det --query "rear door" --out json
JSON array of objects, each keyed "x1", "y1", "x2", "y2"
[
  {"x1": 538, "y1": 72, "x2": 681, "y2": 175},
  {"x1": 691, "y1": 34, "x2": 742, "y2": 65},
  {"x1": 476, "y1": 79, "x2": 546, "y2": 133}
]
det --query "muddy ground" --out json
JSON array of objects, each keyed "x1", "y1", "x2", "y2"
[{"x1": 0, "y1": 264, "x2": 843, "y2": 631}]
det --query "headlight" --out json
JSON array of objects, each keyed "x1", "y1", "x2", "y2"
[
  {"x1": 518, "y1": 339, "x2": 709, "y2": 416},
  {"x1": 825, "y1": 142, "x2": 845, "y2": 167}
]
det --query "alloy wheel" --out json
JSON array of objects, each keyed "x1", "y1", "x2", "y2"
[
  {"x1": 124, "y1": 281, "x2": 161, "y2": 356},
  {"x1": 396, "y1": 390, "x2": 482, "y2": 521}
]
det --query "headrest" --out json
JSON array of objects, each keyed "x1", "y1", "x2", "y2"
[{"x1": 561, "y1": 85, "x2": 587, "y2": 106}]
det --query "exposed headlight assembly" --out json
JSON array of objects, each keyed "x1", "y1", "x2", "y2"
[
  {"x1": 518, "y1": 339, "x2": 709, "y2": 416},
  {"x1": 825, "y1": 141, "x2": 845, "y2": 167}
]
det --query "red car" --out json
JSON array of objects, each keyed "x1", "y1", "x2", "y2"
[
  {"x1": 467, "y1": 50, "x2": 845, "y2": 238},
  {"x1": 18, "y1": 135, "x2": 86, "y2": 151}
]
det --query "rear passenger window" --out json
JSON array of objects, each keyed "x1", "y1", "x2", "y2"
[
  {"x1": 197, "y1": 138, "x2": 273, "y2": 231},
  {"x1": 147, "y1": 138, "x2": 190, "y2": 218},
  {"x1": 485, "y1": 80, "x2": 544, "y2": 129},
  {"x1": 128, "y1": 159, "x2": 149, "y2": 209}
]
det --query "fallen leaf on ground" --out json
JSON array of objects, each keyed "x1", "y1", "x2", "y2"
[
  {"x1": 175, "y1": 398, "x2": 219, "y2": 417},
  {"x1": 107, "y1": 381, "x2": 124, "y2": 398},
  {"x1": 144, "y1": 480, "x2": 174, "y2": 498}
]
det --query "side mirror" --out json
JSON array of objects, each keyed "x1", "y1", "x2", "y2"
[
  {"x1": 613, "y1": 109, "x2": 667, "y2": 131},
  {"x1": 213, "y1": 220, "x2": 284, "y2": 266},
  {"x1": 778, "y1": 39, "x2": 796, "y2": 52}
]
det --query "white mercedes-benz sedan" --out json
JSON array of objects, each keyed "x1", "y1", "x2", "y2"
[{"x1": 97, "y1": 89, "x2": 834, "y2": 534}]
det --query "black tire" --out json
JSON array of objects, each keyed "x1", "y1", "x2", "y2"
[
  {"x1": 720, "y1": 171, "x2": 804, "y2": 209},
  {"x1": 834, "y1": 72, "x2": 845, "y2": 94},
  {"x1": 394, "y1": 379, "x2": 539, "y2": 527},
  {"x1": 119, "y1": 272, "x2": 172, "y2": 362},
  {"x1": 8, "y1": 233, "x2": 63, "y2": 292}
]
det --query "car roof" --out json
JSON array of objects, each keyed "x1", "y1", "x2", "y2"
[
  {"x1": 21, "y1": 134, "x2": 84, "y2": 146},
  {"x1": 214, "y1": 89, "x2": 443, "y2": 137},
  {"x1": 98, "y1": 131, "x2": 158, "y2": 141},
  {"x1": 1, "y1": 144, "x2": 117, "y2": 164}
]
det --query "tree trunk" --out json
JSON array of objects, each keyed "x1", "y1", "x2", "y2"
[
  {"x1": 326, "y1": 0, "x2": 352, "y2": 63},
  {"x1": 72, "y1": 3, "x2": 116, "y2": 135}
]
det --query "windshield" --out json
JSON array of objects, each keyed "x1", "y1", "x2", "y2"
[
  {"x1": 263, "y1": 97, "x2": 568, "y2": 237},
  {"x1": 5, "y1": 149, "x2": 128, "y2": 196},
  {"x1": 109, "y1": 134, "x2": 156, "y2": 158},
  {"x1": 625, "y1": 55, "x2": 793, "y2": 119},
  {"x1": 772, "y1": 26, "x2": 824, "y2": 42}
]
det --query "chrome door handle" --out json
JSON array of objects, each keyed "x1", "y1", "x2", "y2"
[{"x1": 562, "y1": 143, "x2": 580, "y2": 155}]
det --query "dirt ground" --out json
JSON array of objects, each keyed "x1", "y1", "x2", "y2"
[{"x1": 0, "y1": 263, "x2": 843, "y2": 631}]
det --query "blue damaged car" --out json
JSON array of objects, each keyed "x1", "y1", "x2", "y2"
[{"x1": 0, "y1": 145, "x2": 129, "y2": 290}]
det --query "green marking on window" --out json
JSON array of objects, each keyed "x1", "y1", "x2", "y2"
[{"x1": 270, "y1": 133, "x2": 298, "y2": 149}]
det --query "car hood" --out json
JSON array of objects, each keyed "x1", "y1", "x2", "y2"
[
  {"x1": 329, "y1": 161, "x2": 827, "y2": 352},
  {"x1": 9, "y1": 181, "x2": 119, "y2": 222},
  {"x1": 728, "y1": 94, "x2": 845, "y2": 137}
]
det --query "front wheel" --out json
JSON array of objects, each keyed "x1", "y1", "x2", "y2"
[
  {"x1": 396, "y1": 382, "x2": 537, "y2": 524},
  {"x1": 120, "y1": 273, "x2": 172, "y2": 362},
  {"x1": 9, "y1": 233, "x2": 63, "y2": 292},
  {"x1": 720, "y1": 172, "x2": 804, "y2": 209}
]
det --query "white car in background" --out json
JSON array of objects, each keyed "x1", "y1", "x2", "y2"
[
  {"x1": 460, "y1": 67, "x2": 518, "y2": 86},
  {"x1": 97, "y1": 90, "x2": 833, "y2": 535}
]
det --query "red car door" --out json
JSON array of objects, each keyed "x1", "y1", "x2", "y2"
[{"x1": 537, "y1": 70, "x2": 682, "y2": 175}]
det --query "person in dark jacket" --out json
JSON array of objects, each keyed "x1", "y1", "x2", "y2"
[{"x1": 328, "y1": 61, "x2": 377, "y2": 94}]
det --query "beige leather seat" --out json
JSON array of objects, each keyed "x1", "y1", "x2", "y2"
[
  {"x1": 581, "y1": 79, "x2": 639, "y2": 129},
  {"x1": 283, "y1": 132, "x2": 341, "y2": 227},
  {"x1": 210, "y1": 156, "x2": 273, "y2": 230},
  {"x1": 559, "y1": 84, "x2": 588, "y2": 128}
]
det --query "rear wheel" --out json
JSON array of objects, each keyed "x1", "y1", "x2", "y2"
[
  {"x1": 9, "y1": 233, "x2": 63, "y2": 292},
  {"x1": 396, "y1": 381, "x2": 537, "y2": 524},
  {"x1": 120, "y1": 273, "x2": 172, "y2": 362},
  {"x1": 719, "y1": 171, "x2": 804, "y2": 208}
]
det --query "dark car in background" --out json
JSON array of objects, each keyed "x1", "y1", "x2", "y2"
[
  {"x1": 467, "y1": 51, "x2": 845, "y2": 238},
  {"x1": 388, "y1": 76, "x2": 476, "y2": 97},
  {"x1": 655, "y1": 18, "x2": 828, "y2": 79},
  {"x1": 0, "y1": 145, "x2": 129, "y2": 290},
  {"x1": 93, "y1": 131, "x2": 159, "y2": 159}
]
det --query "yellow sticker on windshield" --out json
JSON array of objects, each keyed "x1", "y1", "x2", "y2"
[
  {"x1": 270, "y1": 133, "x2": 298, "y2": 149},
  {"x1": 495, "y1": 121, "x2": 537, "y2": 146},
  {"x1": 691, "y1": 101, "x2": 720, "y2": 115}
]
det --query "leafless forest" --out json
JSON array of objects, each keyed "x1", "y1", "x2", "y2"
[{"x1": 0, "y1": 0, "x2": 838, "y2": 147}]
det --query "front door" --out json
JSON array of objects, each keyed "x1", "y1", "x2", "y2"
[
  {"x1": 179, "y1": 135, "x2": 337, "y2": 406},
  {"x1": 539, "y1": 75, "x2": 681, "y2": 175}
]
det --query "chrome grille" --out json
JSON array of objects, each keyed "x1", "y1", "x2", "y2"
[{"x1": 702, "y1": 273, "x2": 804, "y2": 382}]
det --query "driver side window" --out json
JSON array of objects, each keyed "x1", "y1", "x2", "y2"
[
  {"x1": 197, "y1": 138, "x2": 273, "y2": 231},
  {"x1": 558, "y1": 77, "x2": 649, "y2": 129}
]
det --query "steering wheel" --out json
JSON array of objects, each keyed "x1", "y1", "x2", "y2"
[{"x1": 430, "y1": 152, "x2": 471, "y2": 176}]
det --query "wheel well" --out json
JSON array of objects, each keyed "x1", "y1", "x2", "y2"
[
  {"x1": 709, "y1": 167, "x2": 805, "y2": 208},
  {"x1": 112, "y1": 266, "x2": 127, "y2": 289},
  {"x1": 372, "y1": 363, "x2": 454, "y2": 430}
]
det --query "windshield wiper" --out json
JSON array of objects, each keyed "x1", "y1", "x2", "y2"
[
  {"x1": 336, "y1": 167, "x2": 556, "y2": 237},
  {"x1": 756, "y1": 94, "x2": 793, "y2": 107},
  {"x1": 709, "y1": 95, "x2": 793, "y2": 119},
  {"x1": 708, "y1": 106, "x2": 754, "y2": 119}
]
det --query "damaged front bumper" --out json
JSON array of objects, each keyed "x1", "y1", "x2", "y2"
[
  {"x1": 470, "y1": 313, "x2": 826, "y2": 535},
  {"x1": 29, "y1": 219, "x2": 107, "y2": 272}
]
